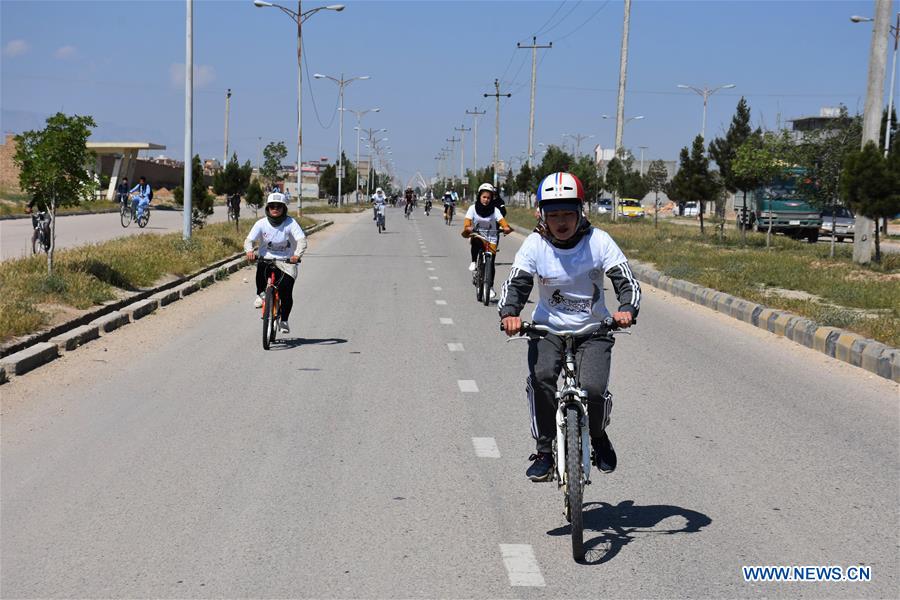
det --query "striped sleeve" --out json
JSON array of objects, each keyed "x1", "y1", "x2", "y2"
[
  {"x1": 498, "y1": 266, "x2": 534, "y2": 318},
  {"x1": 605, "y1": 261, "x2": 641, "y2": 319}
]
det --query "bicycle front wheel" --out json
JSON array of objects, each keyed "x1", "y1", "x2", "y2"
[
  {"x1": 262, "y1": 287, "x2": 274, "y2": 350},
  {"x1": 137, "y1": 208, "x2": 150, "y2": 228},
  {"x1": 475, "y1": 254, "x2": 484, "y2": 302},
  {"x1": 482, "y1": 253, "x2": 494, "y2": 306},
  {"x1": 565, "y1": 405, "x2": 585, "y2": 561},
  {"x1": 120, "y1": 205, "x2": 132, "y2": 227}
]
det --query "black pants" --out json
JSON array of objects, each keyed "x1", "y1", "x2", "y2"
[
  {"x1": 527, "y1": 333, "x2": 614, "y2": 453},
  {"x1": 255, "y1": 263, "x2": 296, "y2": 321},
  {"x1": 470, "y1": 238, "x2": 482, "y2": 262}
]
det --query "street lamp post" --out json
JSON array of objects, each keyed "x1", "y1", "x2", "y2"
[
  {"x1": 344, "y1": 108, "x2": 380, "y2": 203},
  {"x1": 677, "y1": 83, "x2": 736, "y2": 140},
  {"x1": 314, "y1": 73, "x2": 370, "y2": 206},
  {"x1": 253, "y1": 0, "x2": 344, "y2": 214},
  {"x1": 562, "y1": 133, "x2": 595, "y2": 157},
  {"x1": 852, "y1": 11, "x2": 900, "y2": 157},
  {"x1": 638, "y1": 145, "x2": 648, "y2": 175}
]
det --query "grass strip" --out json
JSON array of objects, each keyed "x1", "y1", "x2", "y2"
[
  {"x1": 503, "y1": 206, "x2": 900, "y2": 347},
  {"x1": 0, "y1": 216, "x2": 319, "y2": 342},
  {"x1": 300, "y1": 204, "x2": 367, "y2": 214}
]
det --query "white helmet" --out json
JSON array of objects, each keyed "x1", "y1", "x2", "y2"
[
  {"x1": 266, "y1": 192, "x2": 287, "y2": 207},
  {"x1": 477, "y1": 183, "x2": 495, "y2": 196},
  {"x1": 375, "y1": 187, "x2": 384, "y2": 194},
  {"x1": 536, "y1": 172, "x2": 584, "y2": 211}
]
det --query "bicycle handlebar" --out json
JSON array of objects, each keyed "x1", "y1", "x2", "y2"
[
  {"x1": 501, "y1": 318, "x2": 618, "y2": 338},
  {"x1": 252, "y1": 256, "x2": 296, "y2": 263}
]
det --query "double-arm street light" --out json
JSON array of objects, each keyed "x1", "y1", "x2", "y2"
[
  {"x1": 852, "y1": 12, "x2": 900, "y2": 156},
  {"x1": 343, "y1": 107, "x2": 380, "y2": 203},
  {"x1": 676, "y1": 83, "x2": 736, "y2": 140},
  {"x1": 313, "y1": 73, "x2": 370, "y2": 205},
  {"x1": 562, "y1": 133, "x2": 596, "y2": 157},
  {"x1": 253, "y1": 0, "x2": 344, "y2": 214}
]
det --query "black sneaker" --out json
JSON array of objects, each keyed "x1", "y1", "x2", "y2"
[
  {"x1": 592, "y1": 431, "x2": 617, "y2": 473},
  {"x1": 526, "y1": 453, "x2": 553, "y2": 482}
]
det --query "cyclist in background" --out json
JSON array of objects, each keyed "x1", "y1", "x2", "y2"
[
  {"x1": 371, "y1": 187, "x2": 387, "y2": 221},
  {"x1": 129, "y1": 176, "x2": 152, "y2": 221},
  {"x1": 498, "y1": 172, "x2": 640, "y2": 482},
  {"x1": 462, "y1": 182, "x2": 513, "y2": 299},
  {"x1": 442, "y1": 191, "x2": 455, "y2": 222},
  {"x1": 244, "y1": 192, "x2": 307, "y2": 334}
]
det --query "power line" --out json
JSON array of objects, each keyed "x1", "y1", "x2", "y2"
[
  {"x1": 538, "y1": 0, "x2": 582, "y2": 37},
  {"x1": 301, "y1": 36, "x2": 338, "y2": 130},
  {"x1": 550, "y1": 0, "x2": 611, "y2": 44},
  {"x1": 532, "y1": 1, "x2": 567, "y2": 37}
]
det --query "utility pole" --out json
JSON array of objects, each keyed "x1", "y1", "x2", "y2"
[
  {"x1": 638, "y1": 145, "x2": 648, "y2": 175},
  {"x1": 223, "y1": 88, "x2": 231, "y2": 167},
  {"x1": 183, "y1": 0, "x2": 193, "y2": 240},
  {"x1": 454, "y1": 124, "x2": 470, "y2": 183},
  {"x1": 483, "y1": 79, "x2": 511, "y2": 188},
  {"x1": 517, "y1": 36, "x2": 552, "y2": 168},
  {"x1": 854, "y1": 0, "x2": 892, "y2": 264},
  {"x1": 466, "y1": 107, "x2": 486, "y2": 176},
  {"x1": 613, "y1": 0, "x2": 632, "y2": 222},
  {"x1": 446, "y1": 136, "x2": 460, "y2": 183}
]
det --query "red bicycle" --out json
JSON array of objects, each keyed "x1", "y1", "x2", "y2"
[{"x1": 256, "y1": 257, "x2": 289, "y2": 350}]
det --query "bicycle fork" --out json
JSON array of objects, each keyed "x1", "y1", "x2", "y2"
[{"x1": 554, "y1": 364, "x2": 592, "y2": 487}]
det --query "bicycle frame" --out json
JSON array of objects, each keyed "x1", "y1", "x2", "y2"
[{"x1": 554, "y1": 338, "x2": 592, "y2": 486}]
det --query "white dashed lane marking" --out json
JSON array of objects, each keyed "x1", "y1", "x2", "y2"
[
  {"x1": 429, "y1": 276, "x2": 439, "y2": 280},
  {"x1": 457, "y1": 380, "x2": 479, "y2": 393},
  {"x1": 447, "y1": 343, "x2": 464, "y2": 352},
  {"x1": 435, "y1": 300, "x2": 447, "y2": 305},
  {"x1": 472, "y1": 437, "x2": 500, "y2": 458},
  {"x1": 433, "y1": 287, "x2": 443, "y2": 291},
  {"x1": 439, "y1": 318, "x2": 454, "y2": 325},
  {"x1": 424, "y1": 260, "x2": 433, "y2": 263},
  {"x1": 427, "y1": 267, "x2": 436, "y2": 271},
  {"x1": 499, "y1": 544, "x2": 545, "y2": 587}
]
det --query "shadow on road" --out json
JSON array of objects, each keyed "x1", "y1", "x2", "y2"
[
  {"x1": 270, "y1": 337, "x2": 348, "y2": 350},
  {"x1": 547, "y1": 500, "x2": 712, "y2": 565}
]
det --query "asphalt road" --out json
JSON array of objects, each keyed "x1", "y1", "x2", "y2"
[
  {"x1": 0, "y1": 205, "x2": 231, "y2": 261},
  {"x1": 2, "y1": 207, "x2": 897, "y2": 598}
]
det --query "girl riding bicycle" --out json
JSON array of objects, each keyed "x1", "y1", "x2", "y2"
[
  {"x1": 462, "y1": 183, "x2": 512, "y2": 296},
  {"x1": 498, "y1": 172, "x2": 640, "y2": 482},
  {"x1": 244, "y1": 193, "x2": 307, "y2": 334}
]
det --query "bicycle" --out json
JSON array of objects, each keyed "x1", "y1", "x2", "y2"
[
  {"x1": 444, "y1": 204, "x2": 454, "y2": 225},
  {"x1": 424, "y1": 200, "x2": 432, "y2": 216},
  {"x1": 404, "y1": 202, "x2": 413, "y2": 219},
  {"x1": 375, "y1": 204, "x2": 386, "y2": 233},
  {"x1": 121, "y1": 193, "x2": 150, "y2": 228},
  {"x1": 31, "y1": 210, "x2": 51, "y2": 254},
  {"x1": 505, "y1": 318, "x2": 622, "y2": 561},
  {"x1": 470, "y1": 230, "x2": 501, "y2": 306},
  {"x1": 256, "y1": 257, "x2": 291, "y2": 350}
]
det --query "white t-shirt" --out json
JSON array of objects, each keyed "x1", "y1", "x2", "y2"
[
  {"x1": 510, "y1": 229, "x2": 628, "y2": 329},
  {"x1": 465, "y1": 205, "x2": 504, "y2": 244},
  {"x1": 244, "y1": 217, "x2": 307, "y2": 278}
]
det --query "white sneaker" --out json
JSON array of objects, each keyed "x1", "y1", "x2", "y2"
[
  {"x1": 253, "y1": 294, "x2": 263, "y2": 308},
  {"x1": 490, "y1": 289, "x2": 497, "y2": 300},
  {"x1": 280, "y1": 321, "x2": 290, "y2": 334},
  {"x1": 468, "y1": 262, "x2": 476, "y2": 272}
]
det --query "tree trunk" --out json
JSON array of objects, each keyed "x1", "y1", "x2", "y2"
[
  {"x1": 740, "y1": 191, "x2": 747, "y2": 244},
  {"x1": 766, "y1": 203, "x2": 773, "y2": 248},
  {"x1": 874, "y1": 219, "x2": 881, "y2": 263},
  {"x1": 698, "y1": 202, "x2": 705, "y2": 234},
  {"x1": 654, "y1": 191, "x2": 659, "y2": 229},
  {"x1": 829, "y1": 204, "x2": 836, "y2": 258},
  {"x1": 48, "y1": 196, "x2": 56, "y2": 275}
]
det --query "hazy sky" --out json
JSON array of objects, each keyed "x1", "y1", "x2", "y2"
[{"x1": 2, "y1": 0, "x2": 896, "y2": 185}]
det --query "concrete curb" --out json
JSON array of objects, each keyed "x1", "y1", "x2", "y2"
[
  {"x1": 0, "y1": 220, "x2": 333, "y2": 383},
  {"x1": 630, "y1": 261, "x2": 899, "y2": 383}
]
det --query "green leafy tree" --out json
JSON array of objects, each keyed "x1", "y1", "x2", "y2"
[
  {"x1": 732, "y1": 130, "x2": 796, "y2": 246},
  {"x1": 880, "y1": 106, "x2": 898, "y2": 154},
  {"x1": 793, "y1": 107, "x2": 862, "y2": 256},
  {"x1": 645, "y1": 159, "x2": 668, "y2": 229},
  {"x1": 515, "y1": 163, "x2": 535, "y2": 201},
  {"x1": 709, "y1": 97, "x2": 753, "y2": 237},
  {"x1": 174, "y1": 155, "x2": 213, "y2": 227},
  {"x1": 14, "y1": 112, "x2": 97, "y2": 274},
  {"x1": 504, "y1": 166, "x2": 517, "y2": 198},
  {"x1": 840, "y1": 141, "x2": 899, "y2": 263},
  {"x1": 213, "y1": 153, "x2": 253, "y2": 198},
  {"x1": 667, "y1": 135, "x2": 720, "y2": 234},
  {"x1": 319, "y1": 153, "x2": 356, "y2": 201},
  {"x1": 534, "y1": 145, "x2": 573, "y2": 182},
  {"x1": 604, "y1": 156, "x2": 626, "y2": 201},
  {"x1": 260, "y1": 141, "x2": 288, "y2": 188},
  {"x1": 570, "y1": 154, "x2": 602, "y2": 207},
  {"x1": 245, "y1": 178, "x2": 264, "y2": 215}
]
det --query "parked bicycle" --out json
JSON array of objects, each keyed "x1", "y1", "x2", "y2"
[
  {"x1": 31, "y1": 210, "x2": 51, "y2": 254},
  {"x1": 255, "y1": 256, "x2": 290, "y2": 350},
  {"x1": 506, "y1": 318, "x2": 622, "y2": 561},
  {"x1": 121, "y1": 193, "x2": 150, "y2": 228}
]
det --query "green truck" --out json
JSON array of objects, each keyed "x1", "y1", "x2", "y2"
[{"x1": 736, "y1": 170, "x2": 822, "y2": 243}]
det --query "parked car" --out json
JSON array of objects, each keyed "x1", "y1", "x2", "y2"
[
  {"x1": 682, "y1": 201, "x2": 699, "y2": 217},
  {"x1": 619, "y1": 199, "x2": 645, "y2": 219},
  {"x1": 820, "y1": 206, "x2": 855, "y2": 242},
  {"x1": 596, "y1": 198, "x2": 613, "y2": 214}
]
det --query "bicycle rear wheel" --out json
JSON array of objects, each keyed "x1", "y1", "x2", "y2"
[
  {"x1": 120, "y1": 205, "x2": 132, "y2": 227},
  {"x1": 137, "y1": 208, "x2": 150, "y2": 228},
  {"x1": 262, "y1": 287, "x2": 274, "y2": 350},
  {"x1": 565, "y1": 406, "x2": 585, "y2": 561},
  {"x1": 482, "y1": 253, "x2": 494, "y2": 306}
]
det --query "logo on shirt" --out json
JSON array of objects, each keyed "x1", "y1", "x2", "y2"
[
  {"x1": 549, "y1": 289, "x2": 591, "y2": 314},
  {"x1": 589, "y1": 268, "x2": 602, "y2": 281}
]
